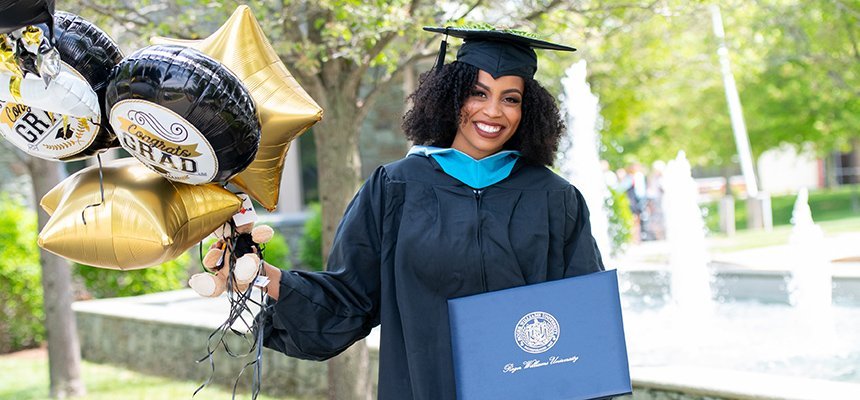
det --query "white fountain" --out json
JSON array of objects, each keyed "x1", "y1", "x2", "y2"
[
  {"x1": 559, "y1": 60, "x2": 612, "y2": 260},
  {"x1": 786, "y1": 187, "x2": 837, "y2": 357},
  {"x1": 661, "y1": 151, "x2": 713, "y2": 314},
  {"x1": 787, "y1": 187, "x2": 831, "y2": 311}
]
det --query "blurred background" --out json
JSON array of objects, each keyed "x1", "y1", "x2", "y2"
[{"x1": 1, "y1": 0, "x2": 857, "y2": 399}]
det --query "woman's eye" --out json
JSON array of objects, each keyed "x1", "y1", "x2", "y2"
[
  {"x1": 504, "y1": 96, "x2": 521, "y2": 104},
  {"x1": 470, "y1": 90, "x2": 487, "y2": 98}
]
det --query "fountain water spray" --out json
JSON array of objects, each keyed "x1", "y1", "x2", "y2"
[
  {"x1": 560, "y1": 60, "x2": 611, "y2": 260},
  {"x1": 661, "y1": 151, "x2": 712, "y2": 313},
  {"x1": 788, "y1": 187, "x2": 831, "y2": 310}
]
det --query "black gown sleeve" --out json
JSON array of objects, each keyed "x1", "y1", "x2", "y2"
[
  {"x1": 563, "y1": 185, "x2": 606, "y2": 277},
  {"x1": 261, "y1": 167, "x2": 387, "y2": 361}
]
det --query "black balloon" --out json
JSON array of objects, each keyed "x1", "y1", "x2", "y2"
[
  {"x1": 106, "y1": 45, "x2": 260, "y2": 184},
  {"x1": 0, "y1": 0, "x2": 55, "y2": 35},
  {"x1": 0, "y1": 11, "x2": 123, "y2": 161},
  {"x1": 45, "y1": 11, "x2": 124, "y2": 160}
]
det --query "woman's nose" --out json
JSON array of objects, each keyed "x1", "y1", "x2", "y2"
[{"x1": 482, "y1": 100, "x2": 503, "y2": 118}]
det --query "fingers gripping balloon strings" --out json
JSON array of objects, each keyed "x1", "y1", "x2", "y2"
[
  {"x1": 193, "y1": 220, "x2": 270, "y2": 399},
  {"x1": 80, "y1": 152, "x2": 105, "y2": 225}
]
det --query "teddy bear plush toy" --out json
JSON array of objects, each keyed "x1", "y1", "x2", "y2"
[{"x1": 188, "y1": 221, "x2": 274, "y2": 297}]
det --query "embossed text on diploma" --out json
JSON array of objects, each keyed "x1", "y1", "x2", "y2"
[{"x1": 502, "y1": 355, "x2": 579, "y2": 374}]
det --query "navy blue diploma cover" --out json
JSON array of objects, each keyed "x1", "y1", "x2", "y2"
[{"x1": 447, "y1": 270, "x2": 631, "y2": 400}]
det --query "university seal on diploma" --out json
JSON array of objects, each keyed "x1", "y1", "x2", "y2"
[{"x1": 514, "y1": 311, "x2": 560, "y2": 354}]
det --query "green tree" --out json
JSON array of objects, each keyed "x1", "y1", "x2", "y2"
[
  {"x1": 734, "y1": 0, "x2": 859, "y2": 156},
  {"x1": 569, "y1": 0, "x2": 858, "y2": 171}
]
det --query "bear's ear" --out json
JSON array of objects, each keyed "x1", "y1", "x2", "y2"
[
  {"x1": 251, "y1": 225, "x2": 275, "y2": 244},
  {"x1": 202, "y1": 247, "x2": 225, "y2": 272}
]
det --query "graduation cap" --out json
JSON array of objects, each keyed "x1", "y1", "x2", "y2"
[{"x1": 424, "y1": 26, "x2": 576, "y2": 79}]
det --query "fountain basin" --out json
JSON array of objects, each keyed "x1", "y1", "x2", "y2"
[
  {"x1": 618, "y1": 248, "x2": 860, "y2": 398},
  {"x1": 619, "y1": 263, "x2": 860, "y2": 306},
  {"x1": 633, "y1": 366, "x2": 860, "y2": 399}
]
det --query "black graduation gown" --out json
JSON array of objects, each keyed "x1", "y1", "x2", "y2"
[{"x1": 262, "y1": 154, "x2": 605, "y2": 399}]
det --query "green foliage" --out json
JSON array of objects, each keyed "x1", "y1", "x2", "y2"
[
  {"x1": 72, "y1": 0, "x2": 857, "y2": 173},
  {"x1": 261, "y1": 230, "x2": 292, "y2": 270},
  {"x1": 298, "y1": 203, "x2": 324, "y2": 271},
  {"x1": 734, "y1": 0, "x2": 860, "y2": 156},
  {"x1": 0, "y1": 195, "x2": 44, "y2": 353},
  {"x1": 558, "y1": 0, "x2": 859, "y2": 170},
  {"x1": 584, "y1": 6, "x2": 738, "y2": 169},
  {"x1": 606, "y1": 188, "x2": 634, "y2": 256},
  {"x1": 74, "y1": 254, "x2": 190, "y2": 299}
]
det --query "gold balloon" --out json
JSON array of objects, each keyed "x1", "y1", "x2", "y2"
[
  {"x1": 152, "y1": 5, "x2": 323, "y2": 211},
  {"x1": 38, "y1": 158, "x2": 242, "y2": 270}
]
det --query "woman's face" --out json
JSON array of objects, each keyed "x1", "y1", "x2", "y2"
[{"x1": 452, "y1": 70, "x2": 524, "y2": 159}]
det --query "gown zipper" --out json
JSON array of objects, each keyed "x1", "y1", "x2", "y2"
[{"x1": 474, "y1": 188, "x2": 488, "y2": 292}]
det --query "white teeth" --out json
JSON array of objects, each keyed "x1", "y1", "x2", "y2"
[{"x1": 476, "y1": 122, "x2": 502, "y2": 133}]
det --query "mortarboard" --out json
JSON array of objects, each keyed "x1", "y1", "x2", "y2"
[{"x1": 424, "y1": 26, "x2": 576, "y2": 79}]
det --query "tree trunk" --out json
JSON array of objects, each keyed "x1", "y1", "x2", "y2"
[
  {"x1": 27, "y1": 158, "x2": 86, "y2": 399},
  {"x1": 314, "y1": 94, "x2": 372, "y2": 400}
]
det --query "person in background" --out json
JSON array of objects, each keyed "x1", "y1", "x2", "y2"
[
  {"x1": 645, "y1": 160, "x2": 666, "y2": 240},
  {"x1": 619, "y1": 162, "x2": 646, "y2": 242},
  {"x1": 257, "y1": 26, "x2": 605, "y2": 400}
]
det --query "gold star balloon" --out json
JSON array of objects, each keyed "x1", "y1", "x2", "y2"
[
  {"x1": 38, "y1": 158, "x2": 242, "y2": 270},
  {"x1": 152, "y1": 5, "x2": 323, "y2": 211}
]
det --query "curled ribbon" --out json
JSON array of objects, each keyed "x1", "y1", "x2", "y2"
[
  {"x1": 0, "y1": 35, "x2": 21, "y2": 75},
  {"x1": 9, "y1": 74, "x2": 22, "y2": 102}
]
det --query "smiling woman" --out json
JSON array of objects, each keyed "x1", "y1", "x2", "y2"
[
  {"x1": 452, "y1": 71, "x2": 523, "y2": 159},
  {"x1": 257, "y1": 26, "x2": 605, "y2": 400}
]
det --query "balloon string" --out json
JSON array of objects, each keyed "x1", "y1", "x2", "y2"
[
  {"x1": 194, "y1": 223, "x2": 268, "y2": 399},
  {"x1": 81, "y1": 153, "x2": 106, "y2": 225},
  {"x1": 198, "y1": 241, "x2": 205, "y2": 271}
]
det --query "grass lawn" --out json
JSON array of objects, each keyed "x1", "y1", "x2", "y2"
[
  {"x1": 702, "y1": 184, "x2": 860, "y2": 232},
  {"x1": 700, "y1": 185, "x2": 860, "y2": 253},
  {"x1": 0, "y1": 348, "x2": 298, "y2": 400},
  {"x1": 706, "y1": 215, "x2": 860, "y2": 254}
]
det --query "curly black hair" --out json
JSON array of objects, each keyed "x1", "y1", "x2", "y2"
[{"x1": 402, "y1": 61, "x2": 565, "y2": 166}]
